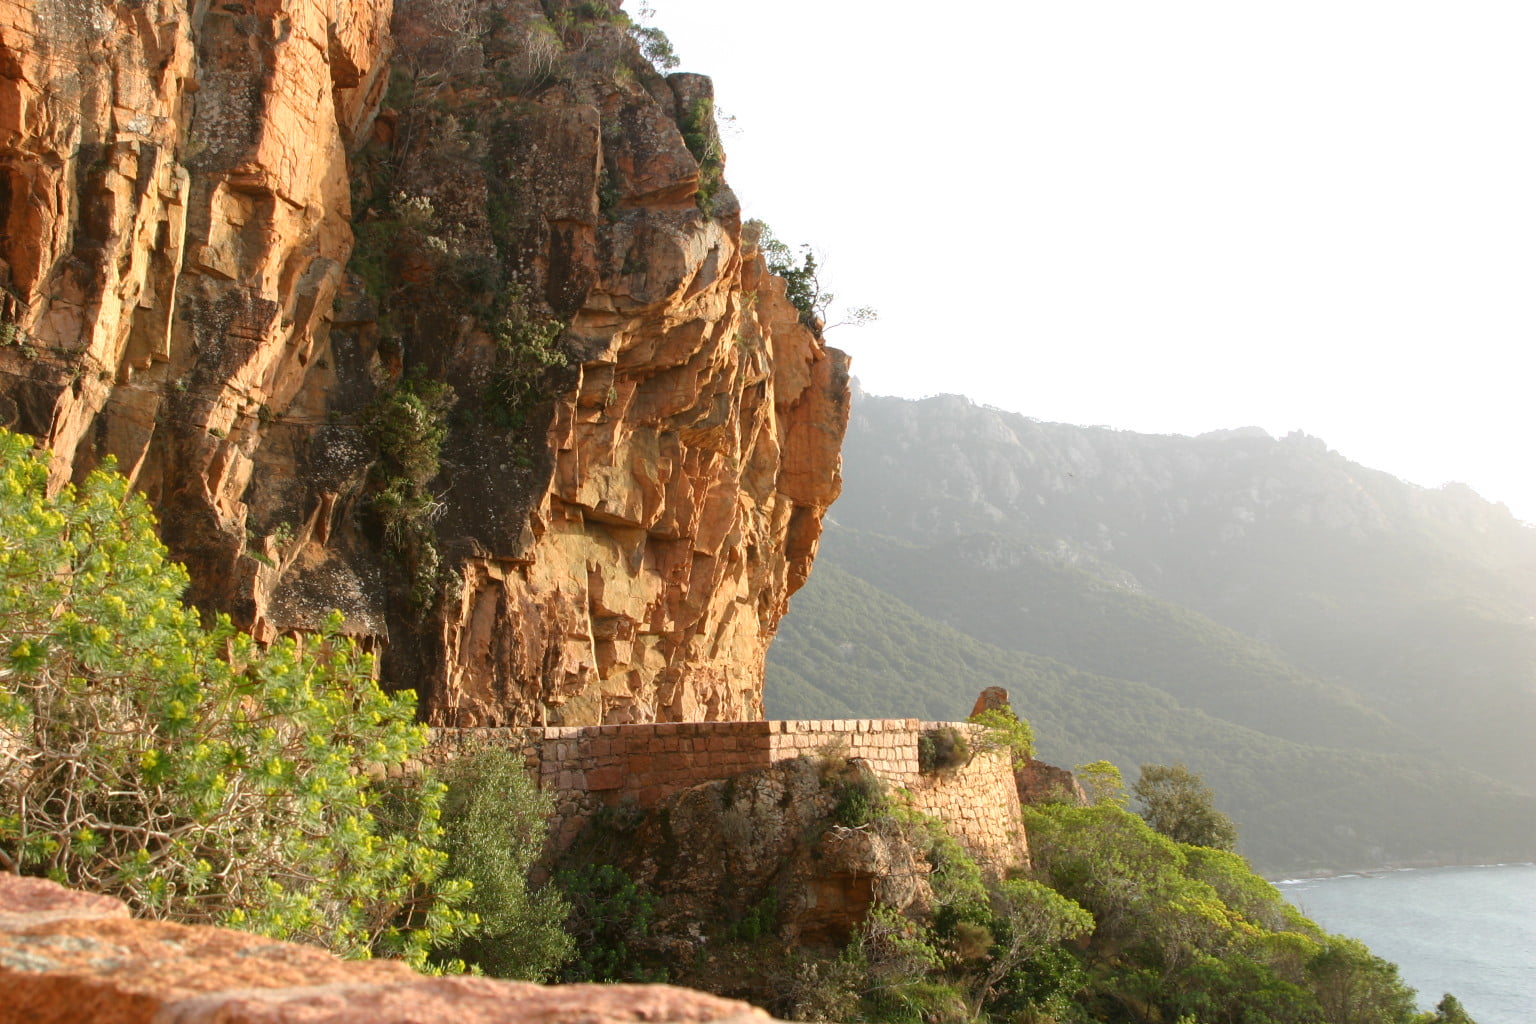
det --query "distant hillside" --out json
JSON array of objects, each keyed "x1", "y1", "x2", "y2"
[{"x1": 768, "y1": 392, "x2": 1536, "y2": 873}]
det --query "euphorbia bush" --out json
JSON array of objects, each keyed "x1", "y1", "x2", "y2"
[{"x1": 0, "y1": 429, "x2": 470, "y2": 964}]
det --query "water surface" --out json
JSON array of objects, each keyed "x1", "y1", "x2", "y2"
[{"x1": 1277, "y1": 864, "x2": 1536, "y2": 1024}]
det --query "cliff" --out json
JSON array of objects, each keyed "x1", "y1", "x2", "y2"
[{"x1": 0, "y1": 0, "x2": 848, "y2": 726}]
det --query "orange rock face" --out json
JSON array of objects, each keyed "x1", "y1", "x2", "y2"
[
  {"x1": 0, "y1": 876, "x2": 773, "y2": 1024},
  {"x1": 0, "y1": 0, "x2": 849, "y2": 726}
]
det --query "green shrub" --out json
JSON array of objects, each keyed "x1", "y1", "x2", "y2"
[
  {"x1": 788, "y1": 946, "x2": 867, "y2": 1022},
  {"x1": 555, "y1": 862, "x2": 662, "y2": 982},
  {"x1": 434, "y1": 748, "x2": 574, "y2": 979},
  {"x1": 678, "y1": 96, "x2": 723, "y2": 211},
  {"x1": 0, "y1": 429, "x2": 471, "y2": 965},
  {"x1": 364, "y1": 374, "x2": 455, "y2": 493},
  {"x1": 350, "y1": 218, "x2": 400, "y2": 301},
  {"x1": 572, "y1": 0, "x2": 627, "y2": 25},
  {"x1": 830, "y1": 766, "x2": 887, "y2": 828},
  {"x1": 856, "y1": 906, "x2": 948, "y2": 1023},
  {"x1": 924, "y1": 826, "x2": 989, "y2": 927},
  {"x1": 362, "y1": 375, "x2": 456, "y2": 604},
  {"x1": 488, "y1": 307, "x2": 567, "y2": 427},
  {"x1": 917, "y1": 726, "x2": 970, "y2": 774},
  {"x1": 969, "y1": 705, "x2": 1034, "y2": 767},
  {"x1": 730, "y1": 892, "x2": 780, "y2": 942}
]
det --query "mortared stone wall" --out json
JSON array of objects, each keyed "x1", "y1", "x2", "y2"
[{"x1": 426, "y1": 718, "x2": 1030, "y2": 874}]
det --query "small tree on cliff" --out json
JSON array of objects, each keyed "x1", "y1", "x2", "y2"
[
  {"x1": 968, "y1": 705, "x2": 1035, "y2": 767},
  {"x1": 745, "y1": 219, "x2": 878, "y2": 334},
  {"x1": 0, "y1": 429, "x2": 471, "y2": 964}
]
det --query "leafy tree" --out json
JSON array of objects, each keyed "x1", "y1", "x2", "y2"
[
  {"x1": 433, "y1": 748, "x2": 574, "y2": 979},
  {"x1": 1425, "y1": 993, "x2": 1476, "y2": 1024},
  {"x1": 1023, "y1": 802, "x2": 1196, "y2": 948},
  {"x1": 555, "y1": 862, "x2": 661, "y2": 982},
  {"x1": 1306, "y1": 936, "x2": 1421, "y2": 1024},
  {"x1": 1075, "y1": 759, "x2": 1129, "y2": 808},
  {"x1": 0, "y1": 429, "x2": 470, "y2": 964},
  {"x1": 626, "y1": 5, "x2": 679, "y2": 72},
  {"x1": 969, "y1": 878, "x2": 1091, "y2": 1012},
  {"x1": 1133, "y1": 763, "x2": 1239, "y2": 851}
]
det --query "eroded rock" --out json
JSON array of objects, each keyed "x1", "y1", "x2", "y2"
[
  {"x1": 0, "y1": 0, "x2": 849, "y2": 727},
  {"x1": 0, "y1": 875, "x2": 775, "y2": 1024}
]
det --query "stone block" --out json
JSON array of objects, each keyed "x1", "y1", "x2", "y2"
[{"x1": 585, "y1": 767, "x2": 625, "y2": 791}]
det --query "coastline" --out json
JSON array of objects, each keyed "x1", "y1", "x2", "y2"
[{"x1": 1263, "y1": 858, "x2": 1536, "y2": 885}]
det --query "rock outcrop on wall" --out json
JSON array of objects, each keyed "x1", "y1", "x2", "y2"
[
  {"x1": 0, "y1": 0, "x2": 849, "y2": 726},
  {"x1": 552, "y1": 751, "x2": 1019, "y2": 1013}
]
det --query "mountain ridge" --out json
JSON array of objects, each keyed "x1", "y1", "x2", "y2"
[{"x1": 768, "y1": 390, "x2": 1536, "y2": 872}]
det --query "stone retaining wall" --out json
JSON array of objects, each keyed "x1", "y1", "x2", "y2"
[{"x1": 428, "y1": 718, "x2": 1029, "y2": 873}]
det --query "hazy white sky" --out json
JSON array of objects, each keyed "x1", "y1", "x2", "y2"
[{"x1": 643, "y1": 1, "x2": 1536, "y2": 521}]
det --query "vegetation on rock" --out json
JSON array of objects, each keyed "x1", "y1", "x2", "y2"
[
  {"x1": 363, "y1": 374, "x2": 457, "y2": 607},
  {"x1": 918, "y1": 726, "x2": 971, "y2": 774},
  {"x1": 680, "y1": 95, "x2": 724, "y2": 211},
  {"x1": 0, "y1": 430, "x2": 471, "y2": 966},
  {"x1": 968, "y1": 706, "x2": 1035, "y2": 767},
  {"x1": 516, "y1": 733, "x2": 1468, "y2": 1024},
  {"x1": 747, "y1": 220, "x2": 877, "y2": 334},
  {"x1": 431, "y1": 747, "x2": 574, "y2": 979},
  {"x1": 1024, "y1": 800, "x2": 1440, "y2": 1024}
]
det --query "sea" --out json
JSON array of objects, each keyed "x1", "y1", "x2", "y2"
[{"x1": 1275, "y1": 863, "x2": 1536, "y2": 1024}]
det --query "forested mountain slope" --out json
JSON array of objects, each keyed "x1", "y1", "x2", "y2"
[{"x1": 767, "y1": 392, "x2": 1536, "y2": 872}]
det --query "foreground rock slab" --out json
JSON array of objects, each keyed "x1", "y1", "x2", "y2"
[{"x1": 0, "y1": 876, "x2": 772, "y2": 1024}]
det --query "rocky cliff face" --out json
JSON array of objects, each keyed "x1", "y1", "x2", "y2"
[{"x1": 0, "y1": 0, "x2": 848, "y2": 725}]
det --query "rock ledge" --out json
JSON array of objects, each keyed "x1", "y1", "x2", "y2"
[{"x1": 0, "y1": 875, "x2": 774, "y2": 1024}]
